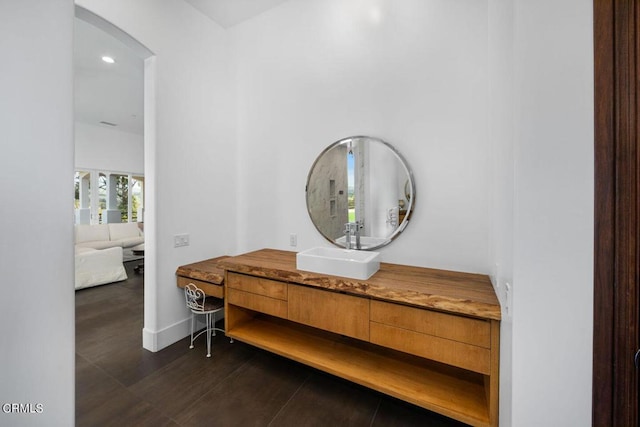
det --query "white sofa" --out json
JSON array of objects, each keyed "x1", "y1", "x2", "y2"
[
  {"x1": 74, "y1": 223, "x2": 143, "y2": 289},
  {"x1": 75, "y1": 246, "x2": 127, "y2": 290},
  {"x1": 75, "y1": 222, "x2": 144, "y2": 249}
]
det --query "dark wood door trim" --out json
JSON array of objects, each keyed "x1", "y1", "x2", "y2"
[
  {"x1": 593, "y1": 0, "x2": 615, "y2": 421},
  {"x1": 593, "y1": 0, "x2": 640, "y2": 425}
]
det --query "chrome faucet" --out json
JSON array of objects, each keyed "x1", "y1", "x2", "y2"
[
  {"x1": 344, "y1": 222, "x2": 352, "y2": 249},
  {"x1": 343, "y1": 221, "x2": 362, "y2": 250},
  {"x1": 354, "y1": 220, "x2": 361, "y2": 250}
]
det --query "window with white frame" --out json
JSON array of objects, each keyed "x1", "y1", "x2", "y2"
[{"x1": 74, "y1": 169, "x2": 144, "y2": 225}]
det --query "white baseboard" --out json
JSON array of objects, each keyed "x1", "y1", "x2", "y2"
[{"x1": 142, "y1": 310, "x2": 225, "y2": 352}]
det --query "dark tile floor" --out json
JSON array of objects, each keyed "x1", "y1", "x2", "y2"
[{"x1": 76, "y1": 261, "x2": 466, "y2": 426}]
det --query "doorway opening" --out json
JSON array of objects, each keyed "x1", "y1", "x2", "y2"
[{"x1": 74, "y1": 5, "x2": 157, "y2": 350}]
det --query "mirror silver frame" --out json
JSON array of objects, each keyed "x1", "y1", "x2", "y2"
[{"x1": 305, "y1": 136, "x2": 415, "y2": 251}]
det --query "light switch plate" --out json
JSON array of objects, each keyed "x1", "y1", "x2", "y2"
[{"x1": 174, "y1": 233, "x2": 189, "y2": 247}]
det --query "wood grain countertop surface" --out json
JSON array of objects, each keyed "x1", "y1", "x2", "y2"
[
  {"x1": 175, "y1": 255, "x2": 230, "y2": 285},
  {"x1": 218, "y1": 248, "x2": 501, "y2": 320}
]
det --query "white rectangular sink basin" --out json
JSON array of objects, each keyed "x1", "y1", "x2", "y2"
[{"x1": 296, "y1": 247, "x2": 380, "y2": 280}]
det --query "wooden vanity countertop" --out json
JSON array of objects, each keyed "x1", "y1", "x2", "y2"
[
  {"x1": 219, "y1": 249, "x2": 501, "y2": 321},
  {"x1": 175, "y1": 255, "x2": 230, "y2": 285}
]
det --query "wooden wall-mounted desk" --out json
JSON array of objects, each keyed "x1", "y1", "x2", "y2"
[{"x1": 175, "y1": 255, "x2": 229, "y2": 298}]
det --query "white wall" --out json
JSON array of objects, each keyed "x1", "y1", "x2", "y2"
[
  {"x1": 232, "y1": 1, "x2": 594, "y2": 426},
  {"x1": 0, "y1": 1, "x2": 594, "y2": 425},
  {"x1": 231, "y1": 0, "x2": 490, "y2": 274},
  {"x1": 510, "y1": 0, "x2": 594, "y2": 425},
  {"x1": 75, "y1": 122, "x2": 144, "y2": 173},
  {"x1": 0, "y1": 1, "x2": 75, "y2": 426},
  {"x1": 77, "y1": 0, "x2": 237, "y2": 350},
  {"x1": 488, "y1": 0, "x2": 514, "y2": 424}
]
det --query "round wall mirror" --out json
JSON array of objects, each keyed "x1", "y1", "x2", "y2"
[{"x1": 305, "y1": 136, "x2": 415, "y2": 250}]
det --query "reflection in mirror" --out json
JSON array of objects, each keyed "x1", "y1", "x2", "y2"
[{"x1": 306, "y1": 136, "x2": 415, "y2": 250}]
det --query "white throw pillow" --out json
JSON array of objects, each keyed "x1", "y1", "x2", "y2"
[
  {"x1": 75, "y1": 224, "x2": 110, "y2": 243},
  {"x1": 108, "y1": 222, "x2": 142, "y2": 241}
]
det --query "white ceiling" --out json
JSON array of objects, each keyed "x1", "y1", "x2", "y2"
[
  {"x1": 73, "y1": 1, "x2": 289, "y2": 137},
  {"x1": 184, "y1": 0, "x2": 289, "y2": 28},
  {"x1": 74, "y1": 17, "x2": 144, "y2": 135}
]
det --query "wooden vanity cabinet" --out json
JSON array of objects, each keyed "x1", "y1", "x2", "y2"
[
  {"x1": 221, "y1": 249, "x2": 501, "y2": 427},
  {"x1": 288, "y1": 285, "x2": 370, "y2": 341}
]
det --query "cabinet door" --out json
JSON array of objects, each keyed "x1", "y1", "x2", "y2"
[
  {"x1": 226, "y1": 272, "x2": 288, "y2": 319},
  {"x1": 370, "y1": 300, "x2": 491, "y2": 347},
  {"x1": 370, "y1": 300, "x2": 491, "y2": 374},
  {"x1": 288, "y1": 285, "x2": 369, "y2": 341},
  {"x1": 227, "y1": 272, "x2": 287, "y2": 300}
]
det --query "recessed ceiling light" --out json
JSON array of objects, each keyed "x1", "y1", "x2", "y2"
[{"x1": 101, "y1": 56, "x2": 115, "y2": 64}]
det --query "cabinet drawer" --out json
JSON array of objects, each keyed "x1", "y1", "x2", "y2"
[
  {"x1": 227, "y1": 272, "x2": 287, "y2": 300},
  {"x1": 370, "y1": 322, "x2": 491, "y2": 374},
  {"x1": 177, "y1": 276, "x2": 224, "y2": 299},
  {"x1": 227, "y1": 288, "x2": 288, "y2": 319},
  {"x1": 370, "y1": 300, "x2": 490, "y2": 348},
  {"x1": 288, "y1": 285, "x2": 369, "y2": 341}
]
